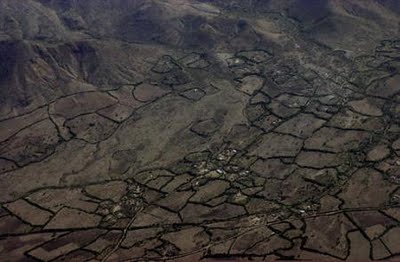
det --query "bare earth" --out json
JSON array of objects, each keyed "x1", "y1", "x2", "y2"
[{"x1": 1, "y1": 0, "x2": 400, "y2": 261}]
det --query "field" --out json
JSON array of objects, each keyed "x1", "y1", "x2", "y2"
[{"x1": 0, "y1": 0, "x2": 400, "y2": 260}]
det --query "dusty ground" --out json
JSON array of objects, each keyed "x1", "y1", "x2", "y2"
[{"x1": 1, "y1": 0, "x2": 400, "y2": 261}]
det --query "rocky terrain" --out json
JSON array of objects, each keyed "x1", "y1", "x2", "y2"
[{"x1": 1, "y1": 0, "x2": 400, "y2": 260}]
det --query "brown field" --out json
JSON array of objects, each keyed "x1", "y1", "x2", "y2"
[{"x1": 0, "y1": 0, "x2": 400, "y2": 261}]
